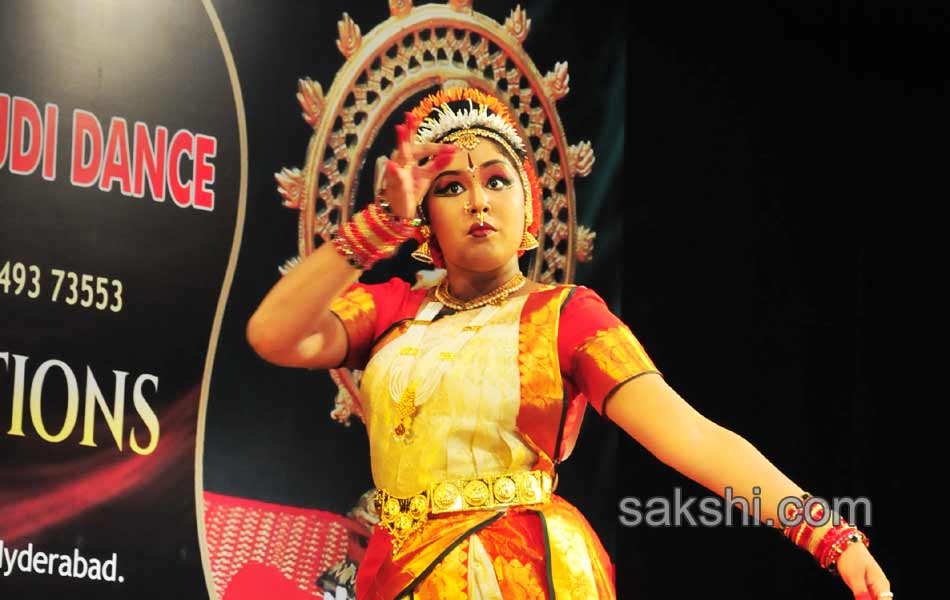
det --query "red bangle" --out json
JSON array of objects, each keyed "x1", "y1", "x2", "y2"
[
  {"x1": 346, "y1": 220, "x2": 373, "y2": 260},
  {"x1": 331, "y1": 203, "x2": 417, "y2": 270},
  {"x1": 821, "y1": 528, "x2": 868, "y2": 572},
  {"x1": 816, "y1": 525, "x2": 855, "y2": 568},
  {"x1": 363, "y1": 205, "x2": 393, "y2": 242},
  {"x1": 782, "y1": 492, "x2": 870, "y2": 573},
  {"x1": 376, "y1": 198, "x2": 423, "y2": 229},
  {"x1": 783, "y1": 496, "x2": 826, "y2": 550},
  {"x1": 814, "y1": 524, "x2": 847, "y2": 559},
  {"x1": 366, "y1": 203, "x2": 413, "y2": 244}
]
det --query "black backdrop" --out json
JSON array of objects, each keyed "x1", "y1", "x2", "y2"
[{"x1": 617, "y1": 3, "x2": 935, "y2": 597}]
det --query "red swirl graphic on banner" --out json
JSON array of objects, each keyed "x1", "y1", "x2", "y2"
[{"x1": 0, "y1": 385, "x2": 198, "y2": 544}]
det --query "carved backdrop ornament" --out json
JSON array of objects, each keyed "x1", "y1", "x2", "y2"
[
  {"x1": 275, "y1": 1, "x2": 599, "y2": 285},
  {"x1": 274, "y1": 1, "x2": 605, "y2": 424}
]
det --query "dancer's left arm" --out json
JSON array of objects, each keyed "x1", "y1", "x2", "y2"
[{"x1": 605, "y1": 372, "x2": 892, "y2": 600}]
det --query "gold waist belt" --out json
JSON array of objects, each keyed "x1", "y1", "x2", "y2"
[{"x1": 374, "y1": 469, "x2": 553, "y2": 552}]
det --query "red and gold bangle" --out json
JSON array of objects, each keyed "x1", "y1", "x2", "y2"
[
  {"x1": 369, "y1": 201, "x2": 419, "y2": 238},
  {"x1": 782, "y1": 493, "x2": 870, "y2": 573},
  {"x1": 815, "y1": 526, "x2": 848, "y2": 561},
  {"x1": 345, "y1": 217, "x2": 376, "y2": 265},
  {"x1": 796, "y1": 509, "x2": 826, "y2": 552},
  {"x1": 798, "y1": 500, "x2": 828, "y2": 549},
  {"x1": 783, "y1": 493, "x2": 825, "y2": 550},
  {"x1": 814, "y1": 519, "x2": 852, "y2": 555},
  {"x1": 810, "y1": 521, "x2": 870, "y2": 572},
  {"x1": 353, "y1": 212, "x2": 387, "y2": 254},
  {"x1": 810, "y1": 514, "x2": 850, "y2": 557},
  {"x1": 375, "y1": 199, "x2": 422, "y2": 230},
  {"x1": 816, "y1": 524, "x2": 856, "y2": 567},
  {"x1": 331, "y1": 202, "x2": 419, "y2": 270},
  {"x1": 818, "y1": 529, "x2": 853, "y2": 570},
  {"x1": 362, "y1": 205, "x2": 396, "y2": 245},
  {"x1": 331, "y1": 235, "x2": 363, "y2": 270},
  {"x1": 819, "y1": 527, "x2": 869, "y2": 572}
]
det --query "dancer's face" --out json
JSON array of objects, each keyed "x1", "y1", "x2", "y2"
[{"x1": 425, "y1": 138, "x2": 525, "y2": 272}]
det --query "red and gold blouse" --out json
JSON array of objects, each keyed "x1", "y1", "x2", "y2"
[{"x1": 329, "y1": 275, "x2": 661, "y2": 599}]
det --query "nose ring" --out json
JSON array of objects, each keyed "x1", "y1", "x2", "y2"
[{"x1": 463, "y1": 200, "x2": 490, "y2": 226}]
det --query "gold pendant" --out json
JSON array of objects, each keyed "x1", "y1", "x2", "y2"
[{"x1": 393, "y1": 385, "x2": 417, "y2": 442}]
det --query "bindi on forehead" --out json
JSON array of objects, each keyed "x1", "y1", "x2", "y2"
[{"x1": 434, "y1": 158, "x2": 513, "y2": 180}]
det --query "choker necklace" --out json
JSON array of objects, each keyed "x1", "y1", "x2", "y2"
[{"x1": 434, "y1": 272, "x2": 527, "y2": 311}]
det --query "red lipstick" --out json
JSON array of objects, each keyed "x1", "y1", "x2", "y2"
[{"x1": 468, "y1": 222, "x2": 496, "y2": 237}]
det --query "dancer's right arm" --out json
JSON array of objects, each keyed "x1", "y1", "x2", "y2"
[
  {"x1": 246, "y1": 112, "x2": 456, "y2": 369},
  {"x1": 246, "y1": 243, "x2": 360, "y2": 369}
]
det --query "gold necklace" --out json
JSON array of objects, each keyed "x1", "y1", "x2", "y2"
[{"x1": 434, "y1": 272, "x2": 527, "y2": 310}]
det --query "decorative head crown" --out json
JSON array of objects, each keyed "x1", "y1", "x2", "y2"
[{"x1": 411, "y1": 88, "x2": 526, "y2": 155}]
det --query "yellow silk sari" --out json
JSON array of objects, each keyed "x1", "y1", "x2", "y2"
[{"x1": 330, "y1": 280, "x2": 659, "y2": 599}]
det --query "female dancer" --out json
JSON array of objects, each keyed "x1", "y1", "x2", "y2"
[{"x1": 247, "y1": 88, "x2": 892, "y2": 599}]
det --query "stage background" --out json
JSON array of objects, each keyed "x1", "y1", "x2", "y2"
[{"x1": 4, "y1": 0, "x2": 934, "y2": 598}]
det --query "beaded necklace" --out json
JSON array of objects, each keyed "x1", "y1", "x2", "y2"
[{"x1": 433, "y1": 272, "x2": 526, "y2": 311}]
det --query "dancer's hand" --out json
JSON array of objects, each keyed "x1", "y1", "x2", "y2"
[
  {"x1": 835, "y1": 542, "x2": 893, "y2": 599},
  {"x1": 377, "y1": 112, "x2": 458, "y2": 220}
]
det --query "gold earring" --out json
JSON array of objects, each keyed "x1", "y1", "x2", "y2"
[
  {"x1": 519, "y1": 194, "x2": 539, "y2": 250},
  {"x1": 519, "y1": 230, "x2": 539, "y2": 251},
  {"x1": 411, "y1": 225, "x2": 435, "y2": 264}
]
